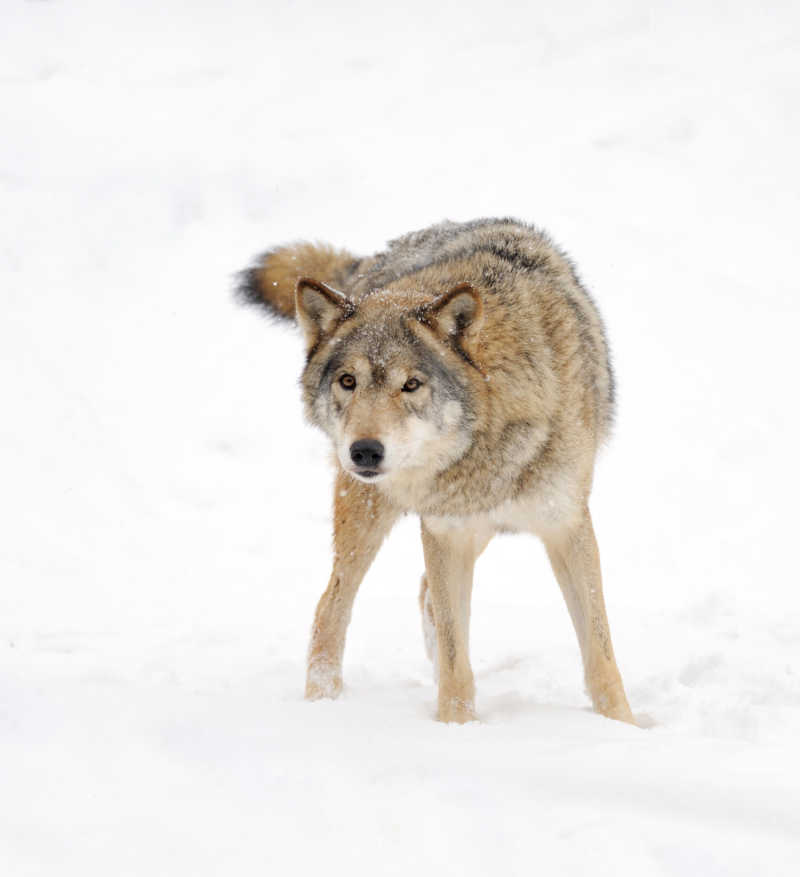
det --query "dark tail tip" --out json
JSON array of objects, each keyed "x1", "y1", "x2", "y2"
[
  {"x1": 232, "y1": 253, "x2": 295, "y2": 323},
  {"x1": 233, "y1": 264, "x2": 266, "y2": 307}
]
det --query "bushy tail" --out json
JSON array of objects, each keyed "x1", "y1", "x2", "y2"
[{"x1": 235, "y1": 242, "x2": 360, "y2": 322}]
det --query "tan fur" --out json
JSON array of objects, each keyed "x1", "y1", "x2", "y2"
[
  {"x1": 240, "y1": 218, "x2": 634, "y2": 725},
  {"x1": 246, "y1": 242, "x2": 357, "y2": 319},
  {"x1": 305, "y1": 470, "x2": 400, "y2": 699}
]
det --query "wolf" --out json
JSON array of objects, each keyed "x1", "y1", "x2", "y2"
[{"x1": 236, "y1": 218, "x2": 634, "y2": 724}]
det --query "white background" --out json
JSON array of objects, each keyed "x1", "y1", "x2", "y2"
[{"x1": 1, "y1": 1, "x2": 799, "y2": 874}]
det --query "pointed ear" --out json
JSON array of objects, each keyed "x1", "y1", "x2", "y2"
[
  {"x1": 420, "y1": 283, "x2": 483, "y2": 341},
  {"x1": 295, "y1": 277, "x2": 355, "y2": 348}
]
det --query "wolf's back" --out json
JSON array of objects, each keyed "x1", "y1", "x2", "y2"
[{"x1": 235, "y1": 217, "x2": 614, "y2": 438}]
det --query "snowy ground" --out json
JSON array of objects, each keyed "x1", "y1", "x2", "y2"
[{"x1": 2, "y1": 0, "x2": 800, "y2": 873}]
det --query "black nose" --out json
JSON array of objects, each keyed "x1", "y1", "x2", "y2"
[{"x1": 350, "y1": 439, "x2": 384, "y2": 469}]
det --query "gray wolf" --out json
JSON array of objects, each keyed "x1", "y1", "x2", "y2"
[{"x1": 236, "y1": 217, "x2": 634, "y2": 724}]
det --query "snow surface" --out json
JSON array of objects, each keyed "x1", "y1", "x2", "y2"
[{"x1": 2, "y1": 0, "x2": 800, "y2": 874}]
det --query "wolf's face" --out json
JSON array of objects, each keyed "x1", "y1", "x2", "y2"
[
  {"x1": 296, "y1": 279, "x2": 483, "y2": 485},
  {"x1": 320, "y1": 336, "x2": 471, "y2": 484}
]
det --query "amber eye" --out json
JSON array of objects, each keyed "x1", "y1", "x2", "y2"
[
  {"x1": 339, "y1": 374, "x2": 356, "y2": 390},
  {"x1": 402, "y1": 377, "x2": 422, "y2": 392}
]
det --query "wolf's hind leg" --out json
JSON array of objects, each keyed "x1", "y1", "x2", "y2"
[
  {"x1": 305, "y1": 470, "x2": 399, "y2": 700},
  {"x1": 419, "y1": 520, "x2": 492, "y2": 723},
  {"x1": 542, "y1": 507, "x2": 634, "y2": 724},
  {"x1": 418, "y1": 575, "x2": 439, "y2": 680}
]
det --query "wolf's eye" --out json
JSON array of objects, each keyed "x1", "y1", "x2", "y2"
[
  {"x1": 402, "y1": 378, "x2": 422, "y2": 392},
  {"x1": 339, "y1": 374, "x2": 356, "y2": 390}
]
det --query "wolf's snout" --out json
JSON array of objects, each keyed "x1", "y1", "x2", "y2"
[{"x1": 350, "y1": 439, "x2": 384, "y2": 469}]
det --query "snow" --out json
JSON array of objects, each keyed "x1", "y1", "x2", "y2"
[{"x1": 2, "y1": 0, "x2": 799, "y2": 873}]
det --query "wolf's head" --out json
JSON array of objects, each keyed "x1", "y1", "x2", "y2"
[{"x1": 296, "y1": 278, "x2": 484, "y2": 487}]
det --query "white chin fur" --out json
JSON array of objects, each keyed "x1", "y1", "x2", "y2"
[{"x1": 347, "y1": 469, "x2": 388, "y2": 483}]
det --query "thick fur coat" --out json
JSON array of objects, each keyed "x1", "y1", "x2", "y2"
[{"x1": 237, "y1": 218, "x2": 633, "y2": 724}]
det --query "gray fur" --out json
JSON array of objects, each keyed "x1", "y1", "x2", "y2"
[{"x1": 345, "y1": 219, "x2": 615, "y2": 432}]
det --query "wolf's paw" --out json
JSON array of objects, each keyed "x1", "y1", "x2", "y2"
[
  {"x1": 305, "y1": 662, "x2": 343, "y2": 700},
  {"x1": 437, "y1": 696, "x2": 478, "y2": 724},
  {"x1": 593, "y1": 681, "x2": 635, "y2": 725},
  {"x1": 600, "y1": 702, "x2": 635, "y2": 724}
]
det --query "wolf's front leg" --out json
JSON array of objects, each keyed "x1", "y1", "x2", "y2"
[
  {"x1": 420, "y1": 519, "x2": 489, "y2": 723},
  {"x1": 305, "y1": 470, "x2": 400, "y2": 700},
  {"x1": 543, "y1": 507, "x2": 634, "y2": 724}
]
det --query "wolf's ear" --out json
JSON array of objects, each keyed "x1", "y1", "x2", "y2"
[
  {"x1": 421, "y1": 283, "x2": 483, "y2": 341},
  {"x1": 295, "y1": 277, "x2": 355, "y2": 348}
]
